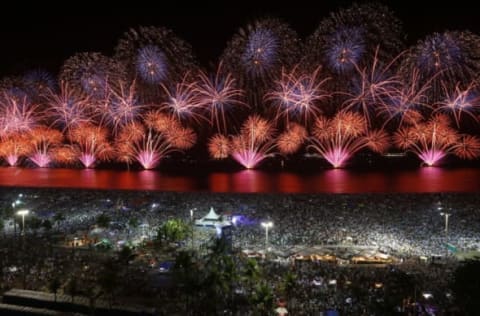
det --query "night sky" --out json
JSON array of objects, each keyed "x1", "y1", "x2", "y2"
[{"x1": 1, "y1": 1, "x2": 479, "y2": 77}]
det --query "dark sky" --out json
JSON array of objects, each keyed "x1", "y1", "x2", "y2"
[{"x1": 1, "y1": 1, "x2": 480, "y2": 77}]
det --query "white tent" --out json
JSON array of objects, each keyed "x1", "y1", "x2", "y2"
[{"x1": 195, "y1": 207, "x2": 231, "y2": 227}]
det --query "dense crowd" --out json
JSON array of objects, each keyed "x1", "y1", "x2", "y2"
[
  {"x1": 2, "y1": 188, "x2": 480, "y2": 258},
  {"x1": 1, "y1": 188, "x2": 479, "y2": 314}
]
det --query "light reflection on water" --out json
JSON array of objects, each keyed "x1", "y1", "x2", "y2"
[{"x1": 1, "y1": 167, "x2": 480, "y2": 193}]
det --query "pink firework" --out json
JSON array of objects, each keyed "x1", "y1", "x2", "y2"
[
  {"x1": 133, "y1": 130, "x2": 174, "y2": 170},
  {"x1": 276, "y1": 123, "x2": 308, "y2": 155},
  {"x1": 28, "y1": 126, "x2": 64, "y2": 167},
  {"x1": 230, "y1": 134, "x2": 276, "y2": 169},
  {"x1": 434, "y1": 81, "x2": 480, "y2": 127},
  {"x1": 67, "y1": 123, "x2": 113, "y2": 168},
  {"x1": 265, "y1": 66, "x2": 331, "y2": 126},
  {"x1": 44, "y1": 82, "x2": 90, "y2": 132},
  {"x1": 0, "y1": 92, "x2": 40, "y2": 137},
  {"x1": 342, "y1": 49, "x2": 404, "y2": 128},
  {"x1": 160, "y1": 74, "x2": 206, "y2": 125},
  {"x1": 208, "y1": 134, "x2": 231, "y2": 159},
  {"x1": 229, "y1": 116, "x2": 277, "y2": 169},
  {"x1": 310, "y1": 111, "x2": 388, "y2": 168},
  {"x1": 0, "y1": 133, "x2": 32, "y2": 166},
  {"x1": 195, "y1": 63, "x2": 247, "y2": 134},
  {"x1": 378, "y1": 69, "x2": 432, "y2": 129},
  {"x1": 97, "y1": 80, "x2": 146, "y2": 135},
  {"x1": 393, "y1": 114, "x2": 480, "y2": 166},
  {"x1": 115, "y1": 124, "x2": 175, "y2": 170}
]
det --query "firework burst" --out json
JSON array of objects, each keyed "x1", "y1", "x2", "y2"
[
  {"x1": 23, "y1": 69, "x2": 56, "y2": 100},
  {"x1": 378, "y1": 69, "x2": 432, "y2": 129},
  {"x1": 400, "y1": 31, "x2": 480, "y2": 102},
  {"x1": 115, "y1": 26, "x2": 197, "y2": 92},
  {"x1": 0, "y1": 133, "x2": 32, "y2": 166},
  {"x1": 276, "y1": 123, "x2": 308, "y2": 155},
  {"x1": 305, "y1": 2, "x2": 404, "y2": 75},
  {"x1": 195, "y1": 63, "x2": 247, "y2": 134},
  {"x1": 0, "y1": 91, "x2": 40, "y2": 137},
  {"x1": 309, "y1": 111, "x2": 389, "y2": 168},
  {"x1": 434, "y1": 81, "x2": 480, "y2": 127},
  {"x1": 96, "y1": 80, "x2": 146, "y2": 135},
  {"x1": 28, "y1": 126, "x2": 63, "y2": 167},
  {"x1": 67, "y1": 123, "x2": 113, "y2": 168},
  {"x1": 221, "y1": 18, "x2": 300, "y2": 108},
  {"x1": 208, "y1": 134, "x2": 230, "y2": 159},
  {"x1": 393, "y1": 114, "x2": 480, "y2": 166},
  {"x1": 60, "y1": 52, "x2": 126, "y2": 99},
  {"x1": 160, "y1": 74, "x2": 206, "y2": 125},
  {"x1": 43, "y1": 82, "x2": 90, "y2": 132},
  {"x1": 265, "y1": 65, "x2": 331, "y2": 126},
  {"x1": 229, "y1": 115, "x2": 277, "y2": 169},
  {"x1": 342, "y1": 49, "x2": 403, "y2": 128}
]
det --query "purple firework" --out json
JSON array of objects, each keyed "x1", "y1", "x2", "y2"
[
  {"x1": 400, "y1": 31, "x2": 480, "y2": 102},
  {"x1": 241, "y1": 28, "x2": 279, "y2": 78},
  {"x1": 23, "y1": 69, "x2": 56, "y2": 99},
  {"x1": 324, "y1": 27, "x2": 366, "y2": 74},
  {"x1": 306, "y1": 3, "x2": 404, "y2": 76},
  {"x1": 136, "y1": 45, "x2": 169, "y2": 84},
  {"x1": 60, "y1": 52, "x2": 126, "y2": 99},
  {"x1": 115, "y1": 26, "x2": 197, "y2": 84},
  {"x1": 221, "y1": 18, "x2": 300, "y2": 107}
]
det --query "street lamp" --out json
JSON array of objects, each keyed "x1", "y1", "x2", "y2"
[
  {"x1": 261, "y1": 221, "x2": 273, "y2": 254},
  {"x1": 190, "y1": 208, "x2": 197, "y2": 250},
  {"x1": 440, "y1": 212, "x2": 451, "y2": 257},
  {"x1": 17, "y1": 209, "x2": 29, "y2": 236},
  {"x1": 12, "y1": 198, "x2": 22, "y2": 236}
]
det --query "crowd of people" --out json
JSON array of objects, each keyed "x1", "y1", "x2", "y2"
[{"x1": 1, "y1": 188, "x2": 479, "y2": 314}]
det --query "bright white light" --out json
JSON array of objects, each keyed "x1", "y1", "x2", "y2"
[
  {"x1": 16, "y1": 209, "x2": 29, "y2": 216},
  {"x1": 261, "y1": 221, "x2": 273, "y2": 228},
  {"x1": 422, "y1": 292, "x2": 433, "y2": 299}
]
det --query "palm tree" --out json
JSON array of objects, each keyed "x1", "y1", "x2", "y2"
[
  {"x1": 97, "y1": 259, "x2": 119, "y2": 309},
  {"x1": 280, "y1": 270, "x2": 297, "y2": 312},
  {"x1": 250, "y1": 282, "x2": 274, "y2": 315},
  {"x1": 42, "y1": 219, "x2": 52, "y2": 232},
  {"x1": 53, "y1": 212, "x2": 65, "y2": 231},
  {"x1": 0, "y1": 217, "x2": 4, "y2": 236},
  {"x1": 49, "y1": 276, "x2": 62, "y2": 303},
  {"x1": 127, "y1": 217, "x2": 139, "y2": 238},
  {"x1": 173, "y1": 250, "x2": 201, "y2": 313},
  {"x1": 65, "y1": 276, "x2": 78, "y2": 303},
  {"x1": 451, "y1": 258, "x2": 480, "y2": 315},
  {"x1": 96, "y1": 213, "x2": 111, "y2": 229}
]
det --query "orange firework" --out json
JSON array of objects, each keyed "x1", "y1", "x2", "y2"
[
  {"x1": 208, "y1": 134, "x2": 230, "y2": 159},
  {"x1": 310, "y1": 111, "x2": 387, "y2": 168},
  {"x1": 50, "y1": 146, "x2": 77, "y2": 165},
  {"x1": 276, "y1": 123, "x2": 307, "y2": 155},
  {"x1": 164, "y1": 127, "x2": 197, "y2": 150},
  {"x1": 28, "y1": 126, "x2": 64, "y2": 167},
  {"x1": 393, "y1": 114, "x2": 480, "y2": 166},
  {"x1": 68, "y1": 123, "x2": 113, "y2": 168},
  {"x1": 0, "y1": 133, "x2": 32, "y2": 166},
  {"x1": 144, "y1": 110, "x2": 181, "y2": 134},
  {"x1": 240, "y1": 114, "x2": 274, "y2": 143}
]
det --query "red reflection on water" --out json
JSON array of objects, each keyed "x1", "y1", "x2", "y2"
[
  {"x1": 275, "y1": 173, "x2": 305, "y2": 193},
  {"x1": 229, "y1": 170, "x2": 273, "y2": 193},
  {"x1": 209, "y1": 173, "x2": 232, "y2": 192},
  {"x1": 1, "y1": 167, "x2": 480, "y2": 193}
]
